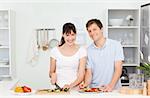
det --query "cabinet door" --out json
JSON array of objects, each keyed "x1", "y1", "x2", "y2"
[{"x1": 0, "y1": 10, "x2": 15, "y2": 79}]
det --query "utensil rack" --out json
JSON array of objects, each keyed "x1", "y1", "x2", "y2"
[{"x1": 36, "y1": 28, "x2": 55, "y2": 51}]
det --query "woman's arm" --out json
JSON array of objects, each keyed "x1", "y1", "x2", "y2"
[
  {"x1": 49, "y1": 57, "x2": 57, "y2": 84},
  {"x1": 68, "y1": 57, "x2": 87, "y2": 88}
]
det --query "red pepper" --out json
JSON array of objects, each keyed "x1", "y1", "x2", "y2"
[{"x1": 23, "y1": 86, "x2": 32, "y2": 93}]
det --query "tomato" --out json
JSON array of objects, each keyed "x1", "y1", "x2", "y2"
[
  {"x1": 23, "y1": 86, "x2": 32, "y2": 93},
  {"x1": 85, "y1": 88, "x2": 99, "y2": 92},
  {"x1": 91, "y1": 88, "x2": 99, "y2": 92}
]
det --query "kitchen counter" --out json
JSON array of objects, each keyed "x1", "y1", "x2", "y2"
[{"x1": 0, "y1": 80, "x2": 149, "y2": 98}]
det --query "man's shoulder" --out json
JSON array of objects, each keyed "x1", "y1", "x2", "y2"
[
  {"x1": 107, "y1": 38, "x2": 121, "y2": 45},
  {"x1": 87, "y1": 43, "x2": 94, "y2": 50}
]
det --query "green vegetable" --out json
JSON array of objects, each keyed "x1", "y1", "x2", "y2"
[
  {"x1": 137, "y1": 63, "x2": 150, "y2": 79},
  {"x1": 63, "y1": 88, "x2": 69, "y2": 92},
  {"x1": 55, "y1": 89, "x2": 61, "y2": 93}
]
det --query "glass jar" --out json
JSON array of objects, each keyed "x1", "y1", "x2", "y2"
[{"x1": 129, "y1": 73, "x2": 144, "y2": 89}]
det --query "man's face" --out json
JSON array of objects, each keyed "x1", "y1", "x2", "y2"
[{"x1": 87, "y1": 23, "x2": 103, "y2": 42}]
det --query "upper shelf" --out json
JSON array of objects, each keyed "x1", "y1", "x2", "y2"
[
  {"x1": 0, "y1": 46, "x2": 9, "y2": 49},
  {"x1": 108, "y1": 26, "x2": 139, "y2": 28},
  {"x1": 0, "y1": 27, "x2": 9, "y2": 30}
]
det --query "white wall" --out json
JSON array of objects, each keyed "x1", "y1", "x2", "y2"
[{"x1": 0, "y1": 1, "x2": 145, "y2": 89}]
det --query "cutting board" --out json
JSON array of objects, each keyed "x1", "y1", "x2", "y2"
[
  {"x1": 35, "y1": 89, "x2": 70, "y2": 95},
  {"x1": 119, "y1": 87, "x2": 143, "y2": 95}
]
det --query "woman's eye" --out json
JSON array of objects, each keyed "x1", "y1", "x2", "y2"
[
  {"x1": 93, "y1": 28, "x2": 97, "y2": 31},
  {"x1": 71, "y1": 34, "x2": 75, "y2": 36}
]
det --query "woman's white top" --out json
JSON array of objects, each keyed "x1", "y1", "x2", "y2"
[{"x1": 50, "y1": 46, "x2": 87, "y2": 87}]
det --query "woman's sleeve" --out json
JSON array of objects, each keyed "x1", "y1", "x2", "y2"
[{"x1": 79, "y1": 47, "x2": 87, "y2": 59}]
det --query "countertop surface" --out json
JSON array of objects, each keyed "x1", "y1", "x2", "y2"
[{"x1": 0, "y1": 80, "x2": 149, "y2": 98}]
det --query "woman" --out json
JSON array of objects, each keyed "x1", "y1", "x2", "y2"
[{"x1": 49, "y1": 23, "x2": 87, "y2": 90}]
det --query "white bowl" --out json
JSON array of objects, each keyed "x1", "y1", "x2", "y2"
[{"x1": 109, "y1": 19, "x2": 123, "y2": 26}]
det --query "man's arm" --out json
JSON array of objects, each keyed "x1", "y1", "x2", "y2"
[{"x1": 102, "y1": 60, "x2": 123, "y2": 92}]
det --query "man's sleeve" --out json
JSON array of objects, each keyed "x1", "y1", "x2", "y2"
[
  {"x1": 115, "y1": 42, "x2": 124, "y2": 61},
  {"x1": 86, "y1": 52, "x2": 93, "y2": 69}
]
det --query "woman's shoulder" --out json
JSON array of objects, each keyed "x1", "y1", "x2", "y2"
[
  {"x1": 50, "y1": 46, "x2": 59, "y2": 52},
  {"x1": 79, "y1": 45, "x2": 87, "y2": 50},
  {"x1": 78, "y1": 45, "x2": 87, "y2": 54}
]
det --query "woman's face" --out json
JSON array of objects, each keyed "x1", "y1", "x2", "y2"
[{"x1": 63, "y1": 30, "x2": 76, "y2": 46}]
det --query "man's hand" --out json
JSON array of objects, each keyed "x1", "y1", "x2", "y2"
[{"x1": 99, "y1": 84, "x2": 114, "y2": 92}]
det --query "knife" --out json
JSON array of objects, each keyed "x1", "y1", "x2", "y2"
[{"x1": 54, "y1": 83, "x2": 62, "y2": 90}]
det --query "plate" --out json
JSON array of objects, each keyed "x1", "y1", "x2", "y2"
[
  {"x1": 35, "y1": 89, "x2": 70, "y2": 95},
  {"x1": 11, "y1": 90, "x2": 35, "y2": 95},
  {"x1": 49, "y1": 39, "x2": 59, "y2": 48},
  {"x1": 78, "y1": 88, "x2": 101, "y2": 94}
]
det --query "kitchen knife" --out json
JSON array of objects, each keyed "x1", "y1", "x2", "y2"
[{"x1": 54, "y1": 83, "x2": 62, "y2": 90}]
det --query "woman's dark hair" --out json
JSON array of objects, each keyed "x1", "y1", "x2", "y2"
[
  {"x1": 59, "y1": 23, "x2": 76, "y2": 47},
  {"x1": 86, "y1": 19, "x2": 103, "y2": 30}
]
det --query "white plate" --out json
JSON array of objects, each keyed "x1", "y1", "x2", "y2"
[
  {"x1": 49, "y1": 39, "x2": 59, "y2": 48},
  {"x1": 10, "y1": 90, "x2": 35, "y2": 96}
]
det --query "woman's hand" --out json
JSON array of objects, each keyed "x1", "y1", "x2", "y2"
[
  {"x1": 50, "y1": 73, "x2": 57, "y2": 85},
  {"x1": 62, "y1": 84, "x2": 70, "y2": 90}
]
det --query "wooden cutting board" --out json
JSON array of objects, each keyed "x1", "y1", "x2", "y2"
[
  {"x1": 35, "y1": 89, "x2": 70, "y2": 95},
  {"x1": 119, "y1": 87, "x2": 143, "y2": 95}
]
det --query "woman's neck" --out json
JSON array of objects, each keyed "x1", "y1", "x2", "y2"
[{"x1": 62, "y1": 43, "x2": 76, "y2": 49}]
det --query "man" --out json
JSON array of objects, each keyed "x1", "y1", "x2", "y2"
[{"x1": 81, "y1": 19, "x2": 124, "y2": 92}]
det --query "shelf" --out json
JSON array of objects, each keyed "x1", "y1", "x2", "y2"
[
  {"x1": 0, "y1": 46, "x2": 9, "y2": 49},
  {"x1": 123, "y1": 64, "x2": 139, "y2": 66},
  {"x1": 108, "y1": 26, "x2": 139, "y2": 28},
  {"x1": 0, "y1": 65, "x2": 9, "y2": 67},
  {"x1": 0, "y1": 27, "x2": 9, "y2": 30},
  {"x1": 0, "y1": 75, "x2": 11, "y2": 78},
  {"x1": 122, "y1": 45, "x2": 139, "y2": 47}
]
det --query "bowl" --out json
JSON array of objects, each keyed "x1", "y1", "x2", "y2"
[{"x1": 109, "y1": 19, "x2": 123, "y2": 26}]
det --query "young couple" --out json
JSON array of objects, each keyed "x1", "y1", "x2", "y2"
[{"x1": 49, "y1": 19, "x2": 124, "y2": 92}]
